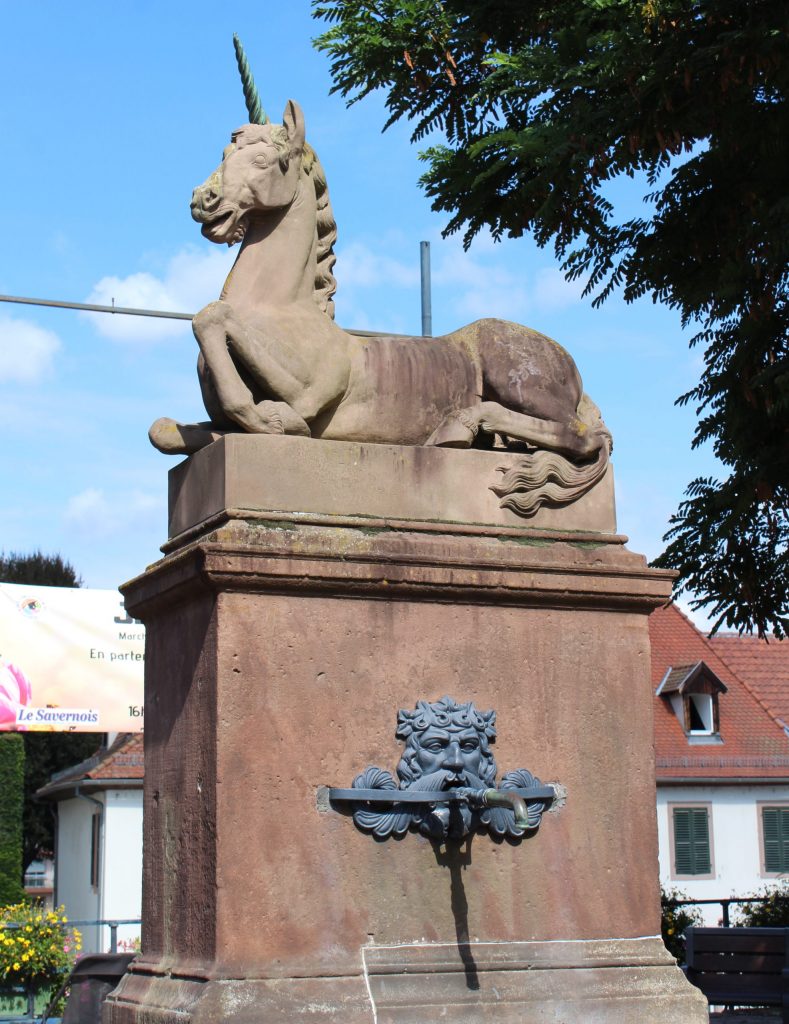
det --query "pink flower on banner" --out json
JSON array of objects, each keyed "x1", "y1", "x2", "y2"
[{"x1": 0, "y1": 660, "x2": 33, "y2": 729}]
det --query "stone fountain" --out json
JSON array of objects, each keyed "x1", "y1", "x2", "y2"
[{"x1": 103, "y1": 39, "x2": 708, "y2": 1024}]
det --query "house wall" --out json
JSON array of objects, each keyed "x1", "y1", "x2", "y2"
[
  {"x1": 656, "y1": 783, "x2": 789, "y2": 924},
  {"x1": 102, "y1": 789, "x2": 143, "y2": 952},
  {"x1": 56, "y1": 795, "x2": 104, "y2": 952},
  {"x1": 55, "y1": 788, "x2": 143, "y2": 954}
]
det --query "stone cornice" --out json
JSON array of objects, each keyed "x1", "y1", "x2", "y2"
[{"x1": 123, "y1": 518, "x2": 674, "y2": 619}]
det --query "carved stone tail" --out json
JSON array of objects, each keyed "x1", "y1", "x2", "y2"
[{"x1": 491, "y1": 444, "x2": 609, "y2": 517}]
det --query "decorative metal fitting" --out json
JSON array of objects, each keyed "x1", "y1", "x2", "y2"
[{"x1": 329, "y1": 696, "x2": 554, "y2": 841}]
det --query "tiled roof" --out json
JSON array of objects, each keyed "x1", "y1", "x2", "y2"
[
  {"x1": 36, "y1": 733, "x2": 144, "y2": 799},
  {"x1": 650, "y1": 604, "x2": 789, "y2": 780},
  {"x1": 656, "y1": 662, "x2": 727, "y2": 696},
  {"x1": 88, "y1": 733, "x2": 144, "y2": 780},
  {"x1": 708, "y1": 632, "x2": 789, "y2": 728}
]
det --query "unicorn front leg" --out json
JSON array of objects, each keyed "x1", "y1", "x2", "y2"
[
  {"x1": 193, "y1": 300, "x2": 308, "y2": 435},
  {"x1": 148, "y1": 399, "x2": 310, "y2": 456},
  {"x1": 197, "y1": 350, "x2": 310, "y2": 438}
]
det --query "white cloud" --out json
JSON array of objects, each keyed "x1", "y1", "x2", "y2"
[
  {"x1": 0, "y1": 314, "x2": 60, "y2": 382},
  {"x1": 431, "y1": 237, "x2": 583, "y2": 323},
  {"x1": 530, "y1": 267, "x2": 586, "y2": 311},
  {"x1": 336, "y1": 241, "x2": 420, "y2": 290},
  {"x1": 83, "y1": 245, "x2": 236, "y2": 342},
  {"x1": 65, "y1": 488, "x2": 163, "y2": 535},
  {"x1": 437, "y1": 256, "x2": 530, "y2": 322}
]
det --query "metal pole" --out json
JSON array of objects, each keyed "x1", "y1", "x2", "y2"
[
  {"x1": 0, "y1": 291, "x2": 411, "y2": 339},
  {"x1": 420, "y1": 241, "x2": 432, "y2": 337},
  {"x1": 109, "y1": 922, "x2": 118, "y2": 953},
  {"x1": 0, "y1": 292, "x2": 193, "y2": 321}
]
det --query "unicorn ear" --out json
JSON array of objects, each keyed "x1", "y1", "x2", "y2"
[{"x1": 282, "y1": 100, "x2": 305, "y2": 156}]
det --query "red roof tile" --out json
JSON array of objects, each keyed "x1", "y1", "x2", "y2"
[
  {"x1": 649, "y1": 604, "x2": 789, "y2": 780},
  {"x1": 708, "y1": 633, "x2": 789, "y2": 727},
  {"x1": 87, "y1": 733, "x2": 144, "y2": 780},
  {"x1": 36, "y1": 733, "x2": 144, "y2": 799}
]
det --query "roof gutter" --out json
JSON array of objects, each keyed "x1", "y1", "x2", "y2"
[{"x1": 36, "y1": 777, "x2": 143, "y2": 802}]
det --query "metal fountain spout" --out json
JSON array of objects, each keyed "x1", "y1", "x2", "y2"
[
  {"x1": 454, "y1": 787, "x2": 530, "y2": 831},
  {"x1": 477, "y1": 789, "x2": 530, "y2": 831}
]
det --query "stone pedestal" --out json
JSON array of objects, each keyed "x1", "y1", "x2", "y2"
[{"x1": 104, "y1": 436, "x2": 707, "y2": 1023}]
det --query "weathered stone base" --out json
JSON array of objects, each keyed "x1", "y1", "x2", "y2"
[
  {"x1": 103, "y1": 437, "x2": 707, "y2": 1024},
  {"x1": 166, "y1": 433, "x2": 617, "y2": 542},
  {"x1": 106, "y1": 938, "x2": 707, "y2": 1023}
]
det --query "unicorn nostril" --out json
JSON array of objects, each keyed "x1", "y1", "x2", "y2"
[{"x1": 192, "y1": 186, "x2": 221, "y2": 216}]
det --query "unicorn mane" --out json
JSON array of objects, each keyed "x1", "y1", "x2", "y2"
[{"x1": 302, "y1": 143, "x2": 337, "y2": 319}]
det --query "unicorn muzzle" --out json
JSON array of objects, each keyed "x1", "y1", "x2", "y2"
[{"x1": 191, "y1": 175, "x2": 224, "y2": 222}]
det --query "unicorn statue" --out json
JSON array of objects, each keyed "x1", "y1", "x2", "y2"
[{"x1": 149, "y1": 38, "x2": 612, "y2": 516}]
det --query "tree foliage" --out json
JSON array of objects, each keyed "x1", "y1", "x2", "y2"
[
  {"x1": 313, "y1": 0, "x2": 789, "y2": 636},
  {"x1": 0, "y1": 551, "x2": 81, "y2": 588},
  {"x1": 0, "y1": 552, "x2": 101, "y2": 869},
  {"x1": 0, "y1": 735, "x2": 26, "y2": 905},
  {"x1": 660, "y1": 886, "x2": 702, "y2": 963},
  {"x1": 20, "y1": 733, "x2": 101, "y2": 869}
]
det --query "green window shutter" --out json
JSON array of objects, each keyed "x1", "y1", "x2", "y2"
[
  {"x1": 691, "y1": 808, "x2": 711, "y2": 874},
  {"x1": 674, "y1": 808, "x2": 692, "y2": 874},
  {"x1": 673, "y1": 807, "x2": 711, "y2": 875},
  {"x1": 763, "y1": 807, "x2": 789, "y2": 873}
]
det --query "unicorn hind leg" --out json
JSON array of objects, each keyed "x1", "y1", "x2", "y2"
[{"x1": 426, "y1": 401, "x2": 606, "y2": 458}]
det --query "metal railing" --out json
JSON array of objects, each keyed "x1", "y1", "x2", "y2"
[
  {"x1": 64, "y1": 919, "x2": 141, "y2": 954},
  {"x1": 664, "y1": 895, "x2": 784, "y2": 927},
  {"x1": 1, "y1": 918, "x2": 140, "y2": 955}
]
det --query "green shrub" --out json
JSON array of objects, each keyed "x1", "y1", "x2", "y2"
[
  {"x1": 733, "y1": 882, "x2": 789, "y2": 926},
  {"x1": 661, "y1": 886, "x2": 702, "y2": 963},
  {"x1": 0, "y1": 903, "x2": 81, "y2": 1003}
]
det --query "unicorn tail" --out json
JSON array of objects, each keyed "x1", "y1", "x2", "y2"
[{"x1": 490, "y1": 441, "x2": 610, "y2": 518}]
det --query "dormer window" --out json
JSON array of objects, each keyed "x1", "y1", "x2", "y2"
[
  {"x1": 688, "y1": 692, "x2": 714, "y2": 734},
  {"x1": 656, "y1": 662, "x2": 727, "y2": 743}
]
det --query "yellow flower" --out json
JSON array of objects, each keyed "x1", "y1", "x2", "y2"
[{"x1": 12, "y1": 962, "x2": 20, "y2": 971}]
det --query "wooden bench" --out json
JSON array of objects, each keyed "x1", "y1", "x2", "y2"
[{"x1": 684, "y1": 926, "x2": 789, "y2": 1021}]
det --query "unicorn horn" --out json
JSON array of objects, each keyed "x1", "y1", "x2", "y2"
[{"x1": 233, "y1": 34, "x2": 268, "y2": 125}]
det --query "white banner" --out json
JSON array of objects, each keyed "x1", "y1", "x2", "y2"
[{"x1": 0, "y1": 583, "x2": 144, "y2": 732}]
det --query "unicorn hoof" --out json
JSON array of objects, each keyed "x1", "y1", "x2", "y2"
[
  {"x1": 426, "y1": 412, "x2": 478, "y2": 449},
  {"x1": 148, "y1": 418, "x2": 222, "y2": 455}
]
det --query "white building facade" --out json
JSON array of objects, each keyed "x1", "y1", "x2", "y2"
[
  {"x1": 37, "y1": 735, "x2": 143, "y2": 954},
  {"x1": 651, "y1": 605, "x2": 789, "y2": 926}
]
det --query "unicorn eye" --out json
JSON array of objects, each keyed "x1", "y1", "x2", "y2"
[{"x1": 253, "y1": 152, "x2": 271, "y2": 167}]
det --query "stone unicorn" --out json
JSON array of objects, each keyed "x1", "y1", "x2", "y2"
[{"x1": 150, "y1": 40, "x2": 612, "y2": 516}]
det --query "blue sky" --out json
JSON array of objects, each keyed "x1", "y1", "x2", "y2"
[{"x1": 0, "y1": 2, "x2": 718, "y2": 625}]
